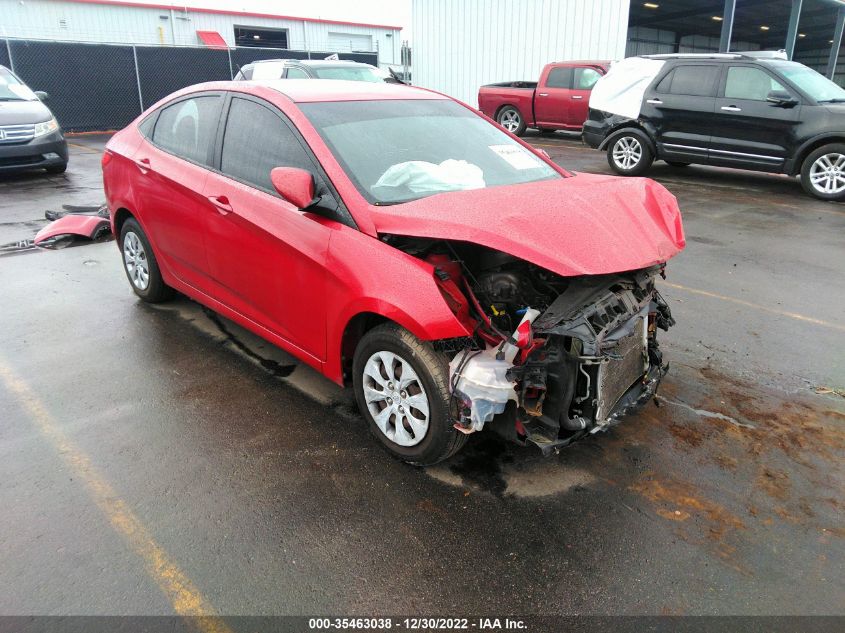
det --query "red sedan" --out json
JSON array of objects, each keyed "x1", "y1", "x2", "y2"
[{"x1": 103, "y1": 80, "x2": 685, "y2": 465}]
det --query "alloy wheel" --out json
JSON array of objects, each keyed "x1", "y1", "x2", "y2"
[
  {"x1": 499, "y1": 109, "x2": 521, "y2": 133},
  {"x1": 612, "y1": 136, "x2": 643, "y2": 171},
  {"x1": 362, "y1": 351, "x2": 430, "y2": 447},
  {"x1": 809, "y1": 152, "x2": 845, "y2": 195},
  {"x1": 123, "y1": 231, "x2": 150, "y2": 291}
]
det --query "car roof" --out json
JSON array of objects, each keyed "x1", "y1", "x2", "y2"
[
  {"x1": 643, "y1": 50, "x2": 788, "y2": 62},
  {"x1": 248, "y1": 58, "x2": 373, "y2": 68},
  {"x1": 247, "y1": 79, "x2": 445, "y2": 103}
]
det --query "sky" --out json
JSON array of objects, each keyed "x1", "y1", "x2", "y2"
[{"x1": 121, "y1": 0, "x2": 413, "y2": 38}]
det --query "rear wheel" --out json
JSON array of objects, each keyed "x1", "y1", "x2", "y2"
[
  {"x1": 352, "y1": 323, "x2": 466, "y2": 465},
  {"x1": 607, "y1": 133, "x2": 654, "y2": 176},
  {"x1": 497, "y1": 106, "x2": 526, "y2": 136},
  {"x1": 801, "y1": 143, "x2": 845, "y2": 201},
  {"x1": 119, "y1": 218, "x2": 174, "y2": 303}
]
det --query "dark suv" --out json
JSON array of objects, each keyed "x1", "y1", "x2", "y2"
[{"x1": 583, "y1": 52, "x2": 845, "y2": 201}]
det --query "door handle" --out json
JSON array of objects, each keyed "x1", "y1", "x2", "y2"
[
  {"x1": 571, "y1": 95, "x2": 583, "y2": 99},
  {"x1": 646, "y1": 98, "x2": 663, "y2": 104},
  {"x1": 133, "y1": 157, "x2": 150, "y2": 173},
  {"x1": 721, "y1": 105, "x2": 742, "y2": 112},
  {"x1": 208, "y1": 195, "x2": 233, "y2": 215},
  {"x1": 538, "y1": 93, "x2": 549, "y2": 97}
]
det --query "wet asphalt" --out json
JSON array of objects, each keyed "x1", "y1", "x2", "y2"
[{"x1": 0, "y1": 134, "x2": 843, "y2": 618}]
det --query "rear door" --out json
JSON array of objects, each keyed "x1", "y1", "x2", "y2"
[
  {"x1": 201, "y1": 94, "x2": 332, "y2": 361},
  {"x1": 640, "y1": 63, "x2": 721, "y2": 163},
  {"x1": 132, "y1": 92, "x2": 223, "y2": 292},
  {"x1": 709, "y1": 64, "x2": 801, "y2": 171},
  {"x1": 533, "y1": 65, "x2": 574, "y2": 128}
]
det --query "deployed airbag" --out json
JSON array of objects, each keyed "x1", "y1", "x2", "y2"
[{"x1": 373, "y1": 159, "x2": 485, "y2": 195}]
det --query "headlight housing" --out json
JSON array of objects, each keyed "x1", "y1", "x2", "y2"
[{"x1": 33, "y1": 117, "x2": 59, "y2": 137}]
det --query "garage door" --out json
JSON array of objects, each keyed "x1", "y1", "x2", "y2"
[{"x1": 327, "y1": 32, "x2": 373, "y2": 52}]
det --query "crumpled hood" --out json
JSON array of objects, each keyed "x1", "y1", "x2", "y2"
[{"x1": 369, "y1": 173, "x2": 685, "y2": 277}]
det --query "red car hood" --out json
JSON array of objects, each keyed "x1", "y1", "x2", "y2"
[{"x1": 368, "y1": 173, "x2": 685, "y2": 277}]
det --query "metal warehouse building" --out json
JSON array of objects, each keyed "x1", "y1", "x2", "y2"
[
  {"x1": 0, "y1": 0, "x2": 404, "y2": 66},
  {"x1": 412, "y1": 0, "x2": 845, "y2": 105}
]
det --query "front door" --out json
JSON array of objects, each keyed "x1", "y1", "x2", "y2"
[
  {"x1": 640, "y1": 63, "x2": 721, "y2": 163},
  {"x1": 534, "y1": 65, "x2": 574, "y2": 128},
  {"x1": 709, "y1": 64, "x2": 801, "y2": 172},
  {"x1": 567, "y1": 66, "x2": 604, "y2": 128},
  {"x1": 202, "y1": 95, "x2": 331, "y2": 361}
]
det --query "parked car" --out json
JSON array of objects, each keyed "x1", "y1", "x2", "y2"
[
  {"x1": 234, "y1": 58, "x2": 397, "y2": 83},
  {"x1": 478, "y1": 61, "x2": 610, "y2": 135},
  {"x1": 103, "y1": 79, "x2": 684, "y2": 465},
  {"x1": 0, "y1": 65, "x2": 68, "y2": 174},
  {"x1": 583, "y1": 52, "x2": 845, "y2": 201}
]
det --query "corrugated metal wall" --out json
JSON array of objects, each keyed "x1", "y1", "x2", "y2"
[
  {"x1": 0, "y1": 0, "x2": 401, "y2": 64},
  {"x1": 412, "y1": 0, "x2": 630, "y2": 105}
]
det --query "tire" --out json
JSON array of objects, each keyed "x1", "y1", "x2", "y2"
[
  {"x1": 666, "y1": 161, "x2": 690, "y2": 167},
  {"x1": 46, "y1": 162, "x2": 67, "y2": 174},
  {"x1": 496, "y1": 106, "x2": 527, "y2": 136},
  {"x1": 352, "y1": 323, "x2": 467, "y2": 465},
  {"x1": 800, "y1": 143, "x2": 845, "y2": 201},
  {"x1": 606, "y1": 133, "x2": 654, "y2": 176},
  {"x1": 119, "y1": 218, "x2": 174, "y2": 303}
]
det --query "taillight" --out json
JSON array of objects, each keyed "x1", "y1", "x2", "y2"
[{"x1": 101, "y1": 150, "x2": 113, "y2": 168}]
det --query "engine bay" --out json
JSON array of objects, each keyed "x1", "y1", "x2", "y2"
[{"x1": 382, "y1": 235, "x2": 675, "y2": 453}]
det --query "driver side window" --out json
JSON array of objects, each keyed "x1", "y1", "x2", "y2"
[
  {"x1": 725, "y1": 66, "x2": 787, "y2": 101},
  {"x1": 285, "y1": 67, "x2": 309, "y2": 79}
]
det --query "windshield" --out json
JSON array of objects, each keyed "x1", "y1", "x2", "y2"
[
  {"x1": 311, "y1": 66, "x2": 384, "y2": 82},
  {"x1": 0, "y1": 67, "x2": 37, "y2": 101},
  {"x1": 301, "y1": 100, "x2": 560, "y2": 204},
  {"x1": 777, "y1": 62, "x2": 845, "y2": 102}
]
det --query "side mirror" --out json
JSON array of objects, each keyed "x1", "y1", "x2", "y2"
[
  {"x1": 34, "y1": 90, "x2": 50, "y2": 101},
  {"x1": 766, "y1": 90, "x2": 797, "y2": 107},
  {"x1": 270, "y1": 167, "x2": 317, "y2": 209}
]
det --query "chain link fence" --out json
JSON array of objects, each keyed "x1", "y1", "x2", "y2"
[{"x1": 1, "y1": 38, "x2": 379, "y2": 132}]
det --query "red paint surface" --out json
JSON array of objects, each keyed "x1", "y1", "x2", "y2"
[
  {"x1": 34, "y1": 215, "x2": 110, "y2": 244},
  {"x1": 104, "y1": 81, "x2": 684, "y2": 386}
]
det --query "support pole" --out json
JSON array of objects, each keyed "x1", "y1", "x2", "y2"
[
  {"x1": 132, "y1": 46, "x2": 144, "y2": 113},
  {"x1": 785, "y1": 0, "x2": 802, "y2": 60},
  {"x1": 719, "y1": 0, "x2": 736, "y2": 53},
  {"x1": 827, "y1": 6, "x2": 845, "y2": 80}
]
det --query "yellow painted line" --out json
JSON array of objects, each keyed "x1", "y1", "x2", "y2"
[
  {"x1": 0, "y1": 360, "x2": 232, "y2": 633},
  {"x1": 67, "y1": 142, "x2": 102, "y2": 154},
  {"x1": 663, "y1": 282, "x2": 845, "y2": 333}
]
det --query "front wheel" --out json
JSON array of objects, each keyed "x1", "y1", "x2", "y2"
[
  {"x1": 801, "y1": 143, "x2": 845, "y2": 201},
  {"x1": 352, "y1": 323, "x2": 467, "y2": 465},
  {"x1": 496, "y1": 106, "x2": 526, "y2": 136},
  {"x1": 607, "y1": 133, "x2": 653, "y2": 176}
]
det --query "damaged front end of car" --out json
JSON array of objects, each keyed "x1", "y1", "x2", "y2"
[{"x1": 385, "y1": 236, "x2": 676, "y2": 455}]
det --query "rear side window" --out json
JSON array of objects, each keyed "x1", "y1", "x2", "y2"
[
  {"x1": 574, "y1": 67, "x2": 602, "y2": 90},
  {"x1": 656, "y1": 65, "x2": 720, "y2": 97},
  {"x1": 220, "y1": 97, "x2": 314, "y2": 193},
  {"x1": 152, "y1": 95, "x2": 221, "y2": 165},
  {"x1": 725, "y1": 66, "x2": 787, "y2": 100},
  {"x1": 546, "y1": 67, "x2": 573, "y2": 89},
  {"x1": 286, "y1": 67, "x2": 309, "y2": 79}
]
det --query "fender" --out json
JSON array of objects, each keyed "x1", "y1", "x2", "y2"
[
  {"x1": 788, "y1": 133, "x2": 845, "y2": 175},
  {"x1": 598, "y1": 124, "x2": 657, "y2": 155},
  {"x1": 323, "y1": 225, "x2": 472, "y2": 384}
]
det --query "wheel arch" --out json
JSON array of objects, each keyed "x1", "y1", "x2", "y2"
[
  {"x1": 112, "y1": 207, "x2": 135, "y2": 238},
  {"x1": 495, "y1": 103, "x2": 522, "y2": 122},
  {"x1": 598, "y1": 124, "x2": 657, "y2": 155},
  {"x1": 791, "y1": 135, "x2": 845, "y2": 175}
]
